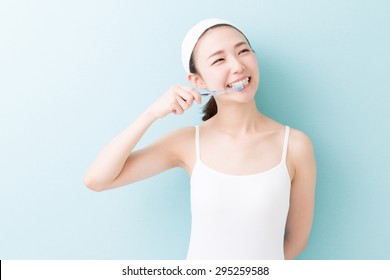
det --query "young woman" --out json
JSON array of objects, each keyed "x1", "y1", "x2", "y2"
[{"x1": 84, "y1": 18, "x2": 316, "y2": 260}]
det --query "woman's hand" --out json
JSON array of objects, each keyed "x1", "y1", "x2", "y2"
[{"x1": 146, "y1": 85, "x2": 202, "y2": 119}]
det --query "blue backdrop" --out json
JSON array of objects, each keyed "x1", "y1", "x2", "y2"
[{"x1": 1, "y1": 0, "x2": 389, "y2": 259}]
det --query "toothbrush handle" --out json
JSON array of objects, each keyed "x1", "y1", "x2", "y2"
[{"x1": 200, "y1": 88, "x2": 234, "y2": 96}]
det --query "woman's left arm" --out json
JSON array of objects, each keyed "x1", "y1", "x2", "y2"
[{"x1": 284, "y1": 130, "x2": 317, "y2": 260}]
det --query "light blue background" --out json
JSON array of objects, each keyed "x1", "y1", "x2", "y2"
[{"x1": 1, "y1": 0, "x2": 389, "y2": 259}]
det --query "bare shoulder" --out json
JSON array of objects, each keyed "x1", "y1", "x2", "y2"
[
  {"x1": 160, "y1": 126, "x2": 195, "y2": 144},
  {"x1": 287, "y1": 127, "x2": 316, "y2": 177},
  {"x1": 156, "y1": 126, "x2": 196, "y2": 172},
  {"x1": 154, "y1": 126, "x2": 195, "y2": 153},
  {"x1": 288, "y1": 128, "x2": 314, "y2": 152}
]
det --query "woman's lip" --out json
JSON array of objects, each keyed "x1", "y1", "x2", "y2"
[
  {"x1": 226, "y1": 76, "x2": 250, "y2": 86},
  {"x1": 226, "y1": 76, "x2": 251, "y2": 89}
]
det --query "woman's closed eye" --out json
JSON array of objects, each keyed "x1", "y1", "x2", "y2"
[
  {"x1": 239, "y1": 48, "x2": 251, "y2": 55},
  {"x1": 211, "y1": 58, "x2": 225, "y2": 65},
  {"x1": 211, "y1": 49, "x2": 252, "y2": 66}
]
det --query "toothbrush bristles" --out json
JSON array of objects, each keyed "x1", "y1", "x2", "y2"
[{"x1": 234, "y1": 84, "x2": 244, "y2": 91}]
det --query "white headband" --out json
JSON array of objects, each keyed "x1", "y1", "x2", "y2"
[{"x1": 181, "y1": 18, "x2": 238, "y2": 74}]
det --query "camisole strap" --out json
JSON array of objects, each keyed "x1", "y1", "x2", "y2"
[
  {"x1": 281, "y1": 126, "x2": 290, "y2": 163},
  {"x1": 195, "y1": 125, "x2": 200, "y2": 160}
]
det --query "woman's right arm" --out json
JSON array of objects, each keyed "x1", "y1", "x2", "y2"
[{"x1": 83, "y1": 85, "x2": 201, "y2": 192}]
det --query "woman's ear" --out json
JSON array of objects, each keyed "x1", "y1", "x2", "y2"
[{"x1": 188, "y1": 73, "x2": 207, "y2": 89}]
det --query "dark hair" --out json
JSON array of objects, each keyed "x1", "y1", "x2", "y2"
[{"x1": 189, "y1": 24, "x2": 252, "y2": 121}]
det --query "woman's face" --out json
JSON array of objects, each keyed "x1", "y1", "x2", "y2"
[{"x1": 191, "y1": 26, "x2": 259, "y2": 102}]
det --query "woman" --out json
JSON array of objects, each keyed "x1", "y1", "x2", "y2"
[{"x1": 84, "y1": 18, "x2": 316, "y2": 260}]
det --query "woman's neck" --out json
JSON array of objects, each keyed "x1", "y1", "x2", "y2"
[{"x1": 209, "y1": 100, "x2": 266, "y2": 135}]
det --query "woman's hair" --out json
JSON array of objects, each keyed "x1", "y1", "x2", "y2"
[{"x1": 189, "y1": 24, "x2": 252, "y2": 121}]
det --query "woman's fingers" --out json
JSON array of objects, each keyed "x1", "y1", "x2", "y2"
[
  {"x1": 176, "y1": 95, "x2": 191, "y2": 111},
  {"x1": 172, "y1": 86, "x2": 201, "y2": 113},
  {"x1": 181, "y1": 86, "x2": 202, "y2": 104},
  {"x1": 191, "y1": 88, "x2": 202, "y2": 104},
  {"x1": 147, "y1": 85, "x2": 202, "y2": 118},
  {"x1": 171, "y1": 102, "x2": 184, "y2": 114},
  {"x1": 177, "y1": 88, "x2": 194, "y2": 106}
]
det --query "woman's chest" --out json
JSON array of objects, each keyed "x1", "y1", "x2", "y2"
[{"x1": 199, "y1": 136, "x2": 284, "y2": 176}]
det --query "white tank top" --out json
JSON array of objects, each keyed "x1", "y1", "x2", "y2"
[{"x1": 187, "y1": 126, "x2": 291, "y2": 260}]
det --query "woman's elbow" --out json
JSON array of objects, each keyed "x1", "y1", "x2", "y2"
[
  {"x1": 297, "y1": 239, "x2": 309, "y2": 254},
  {"x1": 83, "y1": 175, "x2": 106, "y2": 192},
  {"x1": 284, "y1": 237, "x2": 309, "y2": 259}
]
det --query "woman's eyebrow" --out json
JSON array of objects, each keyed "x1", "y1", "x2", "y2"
[
  {"x1": 207, "y1": 41, "x2": 248, "y2": 60},
  {"x1": 234, "y1": 41, "x2": 248, "y2": 49}
]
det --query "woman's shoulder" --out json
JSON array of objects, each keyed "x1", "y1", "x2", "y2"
[
  {"x1": 166, "y1": 125, "x2": 196, "y2": 139},
  {"x1": 287, "y1": 127, "x2": 315, "y2": 166},
  {"x1": 158, "y1": 126, "x2": 196, "y2": 149},
  {"x1": 161, "y1": 126, "x2": 197, "y2": 172},
  {"x1": 288, "y1": 127, "x2": 313, "y2": 151},
  {"x1": 262, "y1": 117, "x2": 313, "y2": 149}
]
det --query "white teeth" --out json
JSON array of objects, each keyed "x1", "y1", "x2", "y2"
[{"x1": 228, "y1": 77, "x2": 249, "y2": 88}]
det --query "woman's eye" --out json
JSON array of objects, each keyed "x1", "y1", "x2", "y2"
[
  {"x1": 211, "y1": 58, "x2": 224, "y2": 65},
  {"x1": 239, "y1": 49, "x2": 250, "y2": 55}
]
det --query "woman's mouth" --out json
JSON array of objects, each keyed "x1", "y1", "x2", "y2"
[{"x1": 226, "y1": 77, "x2": 251, "y2": 89}]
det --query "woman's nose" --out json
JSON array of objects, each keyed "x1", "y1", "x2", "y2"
[{"x1": 229, "y1": 57, "x2": 245, "y2": 74}]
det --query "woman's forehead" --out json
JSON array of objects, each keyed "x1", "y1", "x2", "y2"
[{"x1": 194, "y1": 26, "x2": 248, "y2": 57}]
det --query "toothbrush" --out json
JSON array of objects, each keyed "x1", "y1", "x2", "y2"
[{"x1": 200, "y1": 84, "x2": 244, "y2": 96}]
